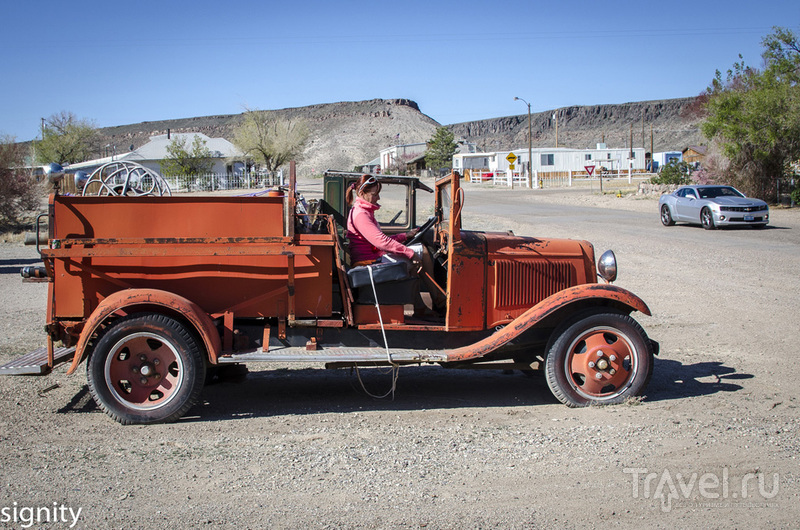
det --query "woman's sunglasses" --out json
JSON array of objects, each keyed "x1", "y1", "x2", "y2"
[{"x1": 358, "y1": 176, "x2": 379, "y2": 194}]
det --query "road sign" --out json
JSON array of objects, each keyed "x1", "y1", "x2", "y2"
[
  {"x1": 506, "y1": 153, "x2": 518, "y2": 164},
  {"x1": 585, "y1": 165, "x2": 595, "y2": 176},
  {"x1": 509, "y1": 164, "x2": 515, "y2": 170}
]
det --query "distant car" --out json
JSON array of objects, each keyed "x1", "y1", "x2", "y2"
[{"x1": 659, "y1": 185, "x2": 769, "y2": 230}]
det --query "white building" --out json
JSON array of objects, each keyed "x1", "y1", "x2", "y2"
[
  {"x1": 67, "y1": 132, "x2": 245, "y2": 175},
  {"x1": 453, "y1": 144, "x2": 647, "y2": 176},
  {"x1": 651, "y1": 151, "x2": 682, "y2": 172},
  {"x1": 379, "y1": 143, "x2": 428, "y2": 172}
]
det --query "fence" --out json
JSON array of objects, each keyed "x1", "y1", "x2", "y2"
[
  {"x1": 463, "y1": 168, "x2": 653, "y2": 189},
  {"x1": 467, "y1": 170, "x2": 529, "y2": 187},
  {"x1": 161, "y1": 173, "x2": 284, "y2": 193},
  {"x1": 60, "y1": 172, "x2": 285, "y2": 196}
]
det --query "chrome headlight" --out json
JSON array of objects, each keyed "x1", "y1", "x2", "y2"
[
  {"x1": 598, "y1": 250, "x2": 617, "y2": 283},
  {"x1": 43, "y1": 163, "x2": 64, "y2": 185},
  {"x1": 74, "y1": 171, "x2": 89, "y2": 190}
]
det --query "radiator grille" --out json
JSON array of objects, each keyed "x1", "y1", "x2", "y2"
[
  {"x1": 494, "y1": 259, "x2": 576, "y2": 308},
  {"x1": 720, "y1": 205, "x2": 768, "y2": 212}
]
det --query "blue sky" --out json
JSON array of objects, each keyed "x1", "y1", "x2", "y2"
[{"x1": 1, "y1": 0, "x2": 797, "y2": 141}]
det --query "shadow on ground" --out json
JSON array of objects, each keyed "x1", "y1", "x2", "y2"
[
  {"x1": 189, "y1": 366, "x2": 558, "y2": 421},
  {"x1": 56, "y1": 357, "x2": 753, "y2": 422},
  {"x1": 647, "y1": 357, "x2": 753, "y2": 402},
  {"x1": 0, "y1": 257, "x2": 41, "y2": 275}
]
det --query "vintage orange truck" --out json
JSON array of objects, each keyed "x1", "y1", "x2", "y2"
[{"x1": 2, "y1": 164, "x2": 657, "y2": 424}]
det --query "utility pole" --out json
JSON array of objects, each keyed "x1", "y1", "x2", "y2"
[
  {"x1": 641, "y1": 110, "x2": 645, "y2": 149},
  {"x1": 554, "y1": 110, "x2": 558, "y2": 148},
  {"x1": 514, "y1": 97, "x2": 534, "y2": 188},
  {"x1": 629, "y1": 124, "x2": 633, "y2": 159}
]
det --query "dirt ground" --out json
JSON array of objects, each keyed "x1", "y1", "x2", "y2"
[{"x1": 0, "y1": 180, "x2": 798, "y2": 528}]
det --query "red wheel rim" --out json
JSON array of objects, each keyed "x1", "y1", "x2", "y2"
[
  {"x1": 563, "y1": 326, "x2": 638, "y2": 400},
  {"x1": 104, "y1": 332, "x2": 184, "y2": 410}
]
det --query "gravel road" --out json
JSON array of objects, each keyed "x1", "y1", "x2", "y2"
[{"x1": 0, "y1": 181, "x2": 798, "y2": 528}]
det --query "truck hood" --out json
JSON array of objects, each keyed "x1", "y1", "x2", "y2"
[{"x1": 480, "y1": 231, "x2": 595, "y2": 261}]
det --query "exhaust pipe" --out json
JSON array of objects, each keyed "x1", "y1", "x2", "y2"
[
  {"x1": 21, "y1": 266, "x2": 49, "y2": 279},
  {"x1": 24, "y1": 232, "x2": 48, "y2": 245}
]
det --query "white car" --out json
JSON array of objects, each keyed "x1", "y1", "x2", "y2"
[{"x1": 659, "y1": 185, "x2": 769, "y2": 230}]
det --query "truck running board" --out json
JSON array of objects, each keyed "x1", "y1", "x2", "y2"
[
  {"x1": 217, "y1": 346, "x2": 448, "y2": 365},
  {"x1": 0, "y1": 346, "x2": 76, "y2": 375}
]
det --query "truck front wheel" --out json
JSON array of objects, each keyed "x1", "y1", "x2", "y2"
[
  {"x1": 544, "y1": 311, "x2": 653, "y2": 407},
  {"x1": 87, "y1": 313, "x2": 206, "y2": 424}
]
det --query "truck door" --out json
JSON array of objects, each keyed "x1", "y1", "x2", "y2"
[{"x1": 435, "y1": 173, "x2": 486, "y2": 331}]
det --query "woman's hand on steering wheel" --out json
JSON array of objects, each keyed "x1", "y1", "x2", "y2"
[{"x1": 407, "y1": 216, "x2": 436, "y2": 246}]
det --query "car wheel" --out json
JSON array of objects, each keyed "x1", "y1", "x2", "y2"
[
  {"x1": 701, "y1": 207, "x2": 716, "y2": 230},
  {"x1": 87, "y1": 313, "x2": 206, "y2": 425},
  {"x1": 544, "y1": 311, "x2": 654, "y2": 407},
  {"x1": 660, "y1": 204, "x2": 675, "y2": 226}
]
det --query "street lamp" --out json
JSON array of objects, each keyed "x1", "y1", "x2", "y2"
[{"x1": 514, "y1": 97, "x2": 534, "y2": 188}]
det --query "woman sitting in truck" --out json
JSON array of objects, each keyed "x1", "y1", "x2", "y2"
[
  {"x1": 346, "y1": 175, "x2": 418, "y2": 267},
  {"x1": 346, "y1": 174, "x2": 445, "y2": 314}
]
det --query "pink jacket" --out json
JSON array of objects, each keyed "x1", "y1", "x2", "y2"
[{"x1": 347, "y1": 197, "x2": 414, "y2": 263}]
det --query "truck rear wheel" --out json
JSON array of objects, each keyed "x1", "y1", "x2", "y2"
[
  {"x1": 544, "y1": 311, "x2": 653, "y2": 407},
  {"x1": 87, "y1": 313, "x2": 205, "y2": 424}
]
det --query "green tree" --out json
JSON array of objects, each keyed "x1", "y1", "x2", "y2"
[
  {"x1": 651, "y1": 160, "x2": 693, "y2": 185},
  {"x1": 34, "y1": 111, "x2": 99, "y2": 165},
  {"x1": 159, "y1": 135, "x2": 214, "y2": 176},
  {"x1": 1, "y1": 136, "x2": 39, "y2": 229},
  {"x1": 701, "y1": 26, "x2": 800, "y2": 201},
  {"x1": 232, "y1": 110, "x2": 309, "y2": 173},
  {"x1": 424, "y1": 127, "x2": 458, "y2": 172}
]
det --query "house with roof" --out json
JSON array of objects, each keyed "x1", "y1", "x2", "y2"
[
  {"x1": 453, "y1": 144, "x2": 647, "y2": 175},
  {"x1": 379, "y1": 143, "x2": 428, "y2": 174},
  {"x1": 682, "y1": 145, "x2": 707, "y2": 168},
  {"x1": 374, "y1": 139, "x2": 478, "y2": 176},
  {"x1": 67, "y1": 132, "x2": 245, "y2": 175}
]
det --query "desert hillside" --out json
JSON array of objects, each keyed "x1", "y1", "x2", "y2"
[
  {"x1": 95, "y1": 97, "x2": 704, "y2": 174},
  {"x1": 449, "y1": 97, "x2": 703, "y2": 154}
]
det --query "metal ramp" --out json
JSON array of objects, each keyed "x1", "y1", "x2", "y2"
[{"x1": 0, "y1": 346, "x2": 76, "y2": 375}]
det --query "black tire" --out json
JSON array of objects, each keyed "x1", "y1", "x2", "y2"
[
  {"x1": 87, "y1": 313, "x2": 206, "y2": 425},
  {"x1": 701, "y1": 207, "x2": 716, "y2": 230},
  {"x1": 544, "y1": 311, "x2": 654, "y2": 407},
  {"x1": 660, "y1": 204, "x2": 675, "y2": 226}
]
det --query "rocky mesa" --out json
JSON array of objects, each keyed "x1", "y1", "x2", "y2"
[{"x1": 96, "y1": 97, "x2": 704, "y2": 174}]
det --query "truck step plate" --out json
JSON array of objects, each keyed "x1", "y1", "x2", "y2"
[
  {"x1": 0, "y1": 346, "x2": 76, "y2": 375},
  {"x1": 217, "y1": 347, "x2": 447, "y2": 365}
]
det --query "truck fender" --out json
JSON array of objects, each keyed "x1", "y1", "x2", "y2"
[
  {"x1": 66, "y1": 288, "x2": 222, "y2": 375},
  {"x1": 446, "y1": 283, "x2": 651, "y2": 363}
]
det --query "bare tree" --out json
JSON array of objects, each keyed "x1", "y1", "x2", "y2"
[
  {"x1": 232, "y1": 110, "x2": 309, "y2": 173},
  {"x1": 1, "y1": 137, "x2": 39, "y2": 229}
]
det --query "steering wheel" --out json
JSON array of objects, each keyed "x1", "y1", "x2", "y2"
[{"x1": 407, "y1": 216, "x2": 437, "y2": 246}]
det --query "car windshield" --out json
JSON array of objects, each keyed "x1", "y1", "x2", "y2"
[
  {"x1": 374, "y1": 182, "x2": 408, "y2": 227},
  {"x1": 697, "y1": 186, "x2": 744, "y2": 199},
  {"x1": 440, "y1": 181, "x2": 452, "y2": 224}
]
